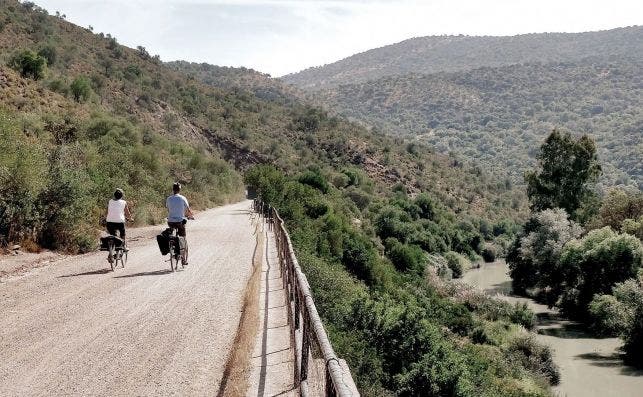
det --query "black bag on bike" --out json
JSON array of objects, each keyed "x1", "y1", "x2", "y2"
[
  {"x1": 156, "y1": 229, "x2": 172, "y2": 255},
  {"x1": 100, "y1": 236, "x2": 123, "y2": 251}
]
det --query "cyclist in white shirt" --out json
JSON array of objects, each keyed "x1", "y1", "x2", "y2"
[{"x1": 106, "y1": 188, "x2": 133, "y2": 242}]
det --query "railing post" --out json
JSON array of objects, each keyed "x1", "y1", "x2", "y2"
[
  {"x1": 326, "y1": 367, "x2": 334, "y2": 397},
  {"x1": 293, "y1": 281, "x2": 301, "y2": 330},
  {"x1": 301, "y1": 315, "x2": 310, "y2": 381}
]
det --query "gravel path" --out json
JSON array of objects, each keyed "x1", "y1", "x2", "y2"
[{"x1": 0, "y1": 200, "x2": 256, "y2": 396}]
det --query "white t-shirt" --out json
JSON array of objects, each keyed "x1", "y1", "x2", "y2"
[{"x1": 106, "y1": 199, "x2": 127, "y2": 223}]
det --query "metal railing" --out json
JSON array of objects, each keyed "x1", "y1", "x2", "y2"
[{"x1": 253, "y1": 199, "x2": 359, "y2": 397}]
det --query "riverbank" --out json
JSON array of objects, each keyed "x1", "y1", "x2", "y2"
[{"x1": 461, "y1": 260, "x2": 643, "y2": 397}]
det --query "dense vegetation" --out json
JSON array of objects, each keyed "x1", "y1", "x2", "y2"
[
  {"x1": 282, "y1": 26, "x2": 642, "y2": 89},
  {"x1": 247, "y1": 165, "x2": 558, "y2": 395},
  {"x1": 508, "y1": 131, "x2": 643, "y2": 367}
]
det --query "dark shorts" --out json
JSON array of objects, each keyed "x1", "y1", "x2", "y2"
[
  {"x1": 168, "y1": 221, "x2": 186, "y2": 237},
  {"x1": 106, "y1": 222, "x2": 126, "y2": 238}
]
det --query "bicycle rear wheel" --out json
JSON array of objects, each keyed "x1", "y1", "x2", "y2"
[
  {"x1": 108, "y1": 241, "x2": 115, "y2": 271},
  {"x1": 169, "y1": 241, "x2": 177, "y2": 271}
]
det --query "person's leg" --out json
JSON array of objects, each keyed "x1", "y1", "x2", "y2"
[
  {"x1": 118, "y1": 223, "x2": 127, "y2": 250},
  {"x1": 106, "y1": 222, "x2": 117, "y2": 236}
]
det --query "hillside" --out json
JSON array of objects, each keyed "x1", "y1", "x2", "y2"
[
  {"x1": 309, "y1": 58, "x2": 643, "y2": 189},
  {"x1": 282, "y1": 26, "x2": 643, "y2": 89},
  {"x1": 283, "y1": 27, "x2": 642, "y2": 190}
]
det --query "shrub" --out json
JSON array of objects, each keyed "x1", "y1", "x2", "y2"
[
  {"x1": 506, "y1": 335, "x2": 560, "y2": 385},
  {"x1": 559, "y1": 228, "x2": 643, "y2": 318},
  {"x1": 510, "y1": 302, "x2": 537, "y2": 330},
  {"x1": 482, "y1": 245, "x2": 497, "y2": 262},
  {"x1": 293, "y1": 106, "x2": 326, "y2": 132},
  {"x1": 297, "y1": 170, "x2": 329, "y2": 193},
  {"x1": 37, "y1": 45, "x2": 57, "y2": 66},
  {"x1": 342, "y1": 232, "x2": 378, "y2": 284},
  {"x1": 374, "y1": 206, "x2": 415, "y2": 242},
  {"x1": 70, "y1": 76, "x2": 92, "y2": 102},
  {"x1": 622, "y1": 217, "x2": 643, "y2": 240},
  {"x1": 344, "y1": 187, "x2": 371, "y2": 210},
  {"x1": 8, "y1": 50, "x2": 46, "y2": 80},
  {"x1": 507, "y1": 208, "x2": 582, "y2": 296},
  {"x1": 415, "y1": 193, "x2": 438, "y2": 220},
  {"x1": 385, "y1": 238, "x2": 426, "y2": 274},
  {"x1": 588, "y1": 294, "x2": 630, "y2": 336},
  {"x1": 48, "y1": 78, "x2": 68, "y2": 95},
  {"x1": 444, "y1": 251, "x2": 467, "y2": 278}
]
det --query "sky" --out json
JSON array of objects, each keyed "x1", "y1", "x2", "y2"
[{"x1": 34, "y1": 0, "x2": 643, "y2": 77}]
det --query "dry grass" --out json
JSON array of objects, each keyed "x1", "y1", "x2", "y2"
[
  {"x1": 19, "y1": 238, "x2": 42, "y2": 253},
  {"x1": 217, "y1": 220, "x2": 264, "y2": 397}
]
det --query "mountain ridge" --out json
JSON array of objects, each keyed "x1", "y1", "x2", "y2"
[{"x1": 282, "y1": 26, "x2": 642, "y2": 89}]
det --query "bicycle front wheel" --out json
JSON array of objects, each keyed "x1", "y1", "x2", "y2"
[
  {"x1": 121, "y1": 249, "x2": 127, "y2": 268},
  {"x1": 181, "y1": 243, "x2": 188, "y2": 268}
]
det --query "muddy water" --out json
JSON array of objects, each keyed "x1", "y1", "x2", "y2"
[{"x1": 462, "y1": 261, "x2": 643, "y2": 397}]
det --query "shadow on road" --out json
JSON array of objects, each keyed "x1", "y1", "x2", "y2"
[
  {"x1": 58, "y1": 268, "x2": 112, "y2": 277},
  {"x1": 113, "y1": 269, "x2": 173, "y2": 278},
  {"x1": 576, "y1": 352, "x2": 643, "y2": 376},
  {"x1": 537, "y1": 321, "x2": 592, "y2": 339}
]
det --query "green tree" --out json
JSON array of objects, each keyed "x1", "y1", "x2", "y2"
[
  {"x1": 70, "y1": 76, "x2": 92, "y2": 102},
  {"x1": 525, "y1": 130, "x2": 601, "y2": 222},
  {"x1": 8, "y1": 50, "x2": 46, "y2": 80},
  {"x1": 507, "y1": 208, "x2": 582, "y2": 296}
]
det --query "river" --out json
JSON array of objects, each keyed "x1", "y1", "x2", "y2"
[{"x1": 461, "y1": 260, "x2": 643, "y2": 397}]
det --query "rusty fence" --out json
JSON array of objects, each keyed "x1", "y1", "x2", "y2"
[{"x1": 253, "y1": 199, "x2": 359, "y2": 397}]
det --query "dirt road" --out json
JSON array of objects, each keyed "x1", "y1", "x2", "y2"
[
  {"x1": 0, "y1": 201, "x2": 257, "y2": 396},
  {"x1": 462, "y1": 260, "x2": 643, "y2": 397}
]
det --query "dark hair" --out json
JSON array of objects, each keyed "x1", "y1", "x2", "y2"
[
  {"x1": 173, "y1": 182, "x2": 181, "y2": 193},
  {"x1": 114, "y1": 188, "x2": 123, "y2": 200}
]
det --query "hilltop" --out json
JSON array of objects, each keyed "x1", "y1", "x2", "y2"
[{"x1": 282, "y1": 26, "x2": 643, "y2": 89}]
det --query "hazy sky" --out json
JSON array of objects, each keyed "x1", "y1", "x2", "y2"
[{"x1": 35, "y1": 0, "x2": 642, "y2": 76}]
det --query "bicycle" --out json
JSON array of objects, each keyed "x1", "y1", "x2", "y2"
[
  {"x1": 167, "y1": 217, "x2": 193, "y2": 271},
  {"x1": 100, "y1": 235, "x2": 127, "y2": 271}
]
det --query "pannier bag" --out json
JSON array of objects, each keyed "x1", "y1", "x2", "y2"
[
  {"x1": 100, "y1": 236, "x2": 123, "y2": 251},
  {"x1": 156, "y1": 228, "x2": 172, "y2": 255}
]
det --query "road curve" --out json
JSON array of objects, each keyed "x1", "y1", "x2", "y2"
[{"x1": 0, "y1": 201, "x2": 257, "y2": 396}]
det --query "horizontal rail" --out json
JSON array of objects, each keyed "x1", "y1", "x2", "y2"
[{"x1": 253, "y1": 199, "x2": 359, "y2": 396}]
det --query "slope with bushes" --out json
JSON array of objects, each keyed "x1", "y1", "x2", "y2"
[{"x1": 305, "y1": 59, "x2": 642, "y2": 189}]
